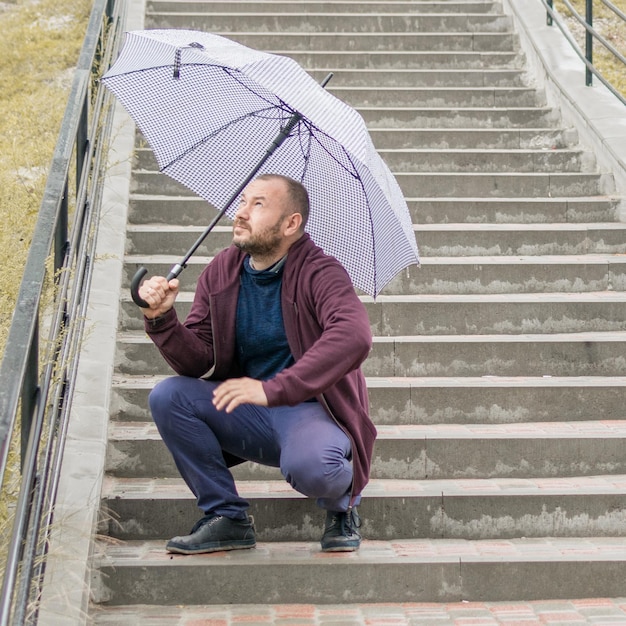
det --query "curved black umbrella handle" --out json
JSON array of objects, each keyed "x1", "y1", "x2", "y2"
[
  {"x1": 130, "y1": 267, "x2": 150, "y2": 308},
  {"x1": 130, "y1": 264, "x2": 184, "y2": 308}
]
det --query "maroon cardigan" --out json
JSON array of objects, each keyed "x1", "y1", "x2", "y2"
[{"x1": 145, "y1": 233, "x2": 376, "y2": 504}]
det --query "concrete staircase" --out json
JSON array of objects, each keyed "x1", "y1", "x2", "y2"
[{"x1": 89, "y1": 0, "x2": 626, "y2": 620}]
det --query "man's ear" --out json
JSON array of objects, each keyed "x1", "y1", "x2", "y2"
[{"x1": 284, "y1": 212, "x2": 303, "y2": 236}]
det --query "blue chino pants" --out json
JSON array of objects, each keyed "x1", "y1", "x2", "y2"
[{"x1": 149, "y1": 376, "x2": 358, "y2": 519}]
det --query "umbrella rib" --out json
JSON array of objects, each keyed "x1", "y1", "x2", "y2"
[
  {"x1": 160, "y1": 105, "x2": 283, "y2": 172},
  {"x1": 296, "y1": 120, "x2": 360, "y2": 179},
  {"x1": 293, "y1": 120, "x2": 377, "y2": 294},
  {"x1": 341, "y1": 146, "x2": 379, "y2": 295},
  {"x1": 295, "y1": 127, "x2": 314, "y2": 181},
  {"x1": 105, "y1": 63, "x2": 229, "y2": 79},
  {"x1": 222, "y1": 66, "x2": 294, "y2": 114}
]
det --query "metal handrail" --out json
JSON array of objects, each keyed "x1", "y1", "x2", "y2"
[
  {"x1": 0, "y1": 0, "x2": 125, "y2": 622},
  {"x1": 544, "y1": 0, "x2": 626, "y2": 105}
]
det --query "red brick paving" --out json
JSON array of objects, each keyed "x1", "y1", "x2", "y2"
[{"x1": 92, "y1": 599, "x2": 626, "y2": 624}]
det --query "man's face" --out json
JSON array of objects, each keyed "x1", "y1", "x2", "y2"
[{"x1": 232, "y1": 178, "x2": 289, "y2": 257}]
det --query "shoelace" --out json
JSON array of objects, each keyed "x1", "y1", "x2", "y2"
[
  {"x1": 330, "y1": 510, "x2": 361, "y2": 534},
  {"x1": 190, "y1": 514, "x2": 219, "y2": 534},
  {"x1": 347, "y1": 509, "x2": 362, "y2": 533}
]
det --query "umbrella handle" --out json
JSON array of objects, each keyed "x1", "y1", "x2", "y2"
[
  {"x1": 131, "y1": 264, "x2": 185, "y2": 309},
  {"x1": 130, "y1": 267, "x2": 150, "y2": 308}
]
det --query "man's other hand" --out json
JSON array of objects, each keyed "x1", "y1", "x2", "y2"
[{"x1": 212, "y1": 377, "x2": 268, "y2": 413}]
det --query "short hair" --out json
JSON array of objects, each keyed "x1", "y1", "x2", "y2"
[{"x1": 257, "y1": 173, "x2": 310, "y2": 230}]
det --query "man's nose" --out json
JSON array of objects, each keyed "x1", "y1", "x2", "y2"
[{"x1": 235, "y1": 202, "x2": 249, "y2": 220}]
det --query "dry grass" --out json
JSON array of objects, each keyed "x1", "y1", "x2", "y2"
[
  {"x1": 0, "y1": 0, "x2": 90, "y2": 358},
  {"x1": 0, "y1": 0, "x2": 89, "y2": 554}
]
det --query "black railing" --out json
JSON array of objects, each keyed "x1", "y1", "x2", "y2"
[
  {"x1": 0, "y1": 0, "x2": 125, "y2": 623},
  {"x1": 544, "y1": 0, "x2": 626, "y2": 105}
]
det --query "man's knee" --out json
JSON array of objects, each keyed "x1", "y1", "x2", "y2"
[
  {"x1": 149, "y1": 376, "x2": 192, "y2": 429},
  {"x1": 149, "y1": 376, "x2": 173, "y2": 409},
  {"x1": 281, "y1": 447, "x2": 351, "y2": 499}
]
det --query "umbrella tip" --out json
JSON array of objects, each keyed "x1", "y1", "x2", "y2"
[{"x1": 321, "y1": 73, "x2": 334, "y2": 88}]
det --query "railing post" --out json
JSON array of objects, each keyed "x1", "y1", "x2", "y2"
[
  {"x1": 54, "y1": 182, "x2": 69, "y2": 275},
  {"x1": 586, "y1": 0, "x2": 593, "y2": 85},
  {"x1": 20, "y1": 326, "x2": 39, "y2": 471},
  {"x1": 547, "y1": 0, "x2": 553, "y2": 26},
  {"x1": 76, "y1": 97, "x2": 89, "y2": 189}
]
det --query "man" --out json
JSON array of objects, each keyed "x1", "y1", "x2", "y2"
[{"x1": 138, "y1": 173, "x2": 376, "y2": 554}]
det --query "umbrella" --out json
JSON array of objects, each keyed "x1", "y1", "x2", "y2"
[{"x1": 102, "y1": 29, "x2": 419, "y2": 304}]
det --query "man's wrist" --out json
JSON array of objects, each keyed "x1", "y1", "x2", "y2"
[{"x1": 144, "y1": 308, "x2": 175, "y2": 328}]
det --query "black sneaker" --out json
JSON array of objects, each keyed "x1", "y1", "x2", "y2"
[
  {"x1": 166, "y1": 514, "x2": 256, "y2": 554},
  {"x1": 320, "y1": 508, "x2": 361, "y2": 552}
]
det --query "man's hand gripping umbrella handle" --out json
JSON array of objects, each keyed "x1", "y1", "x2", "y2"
[
  {"x1": 130, "y1": 72, "x2": 334, "y2": 308},
  {"x1": 130, "y1": 265, "x2": 183, "y2": 307}
]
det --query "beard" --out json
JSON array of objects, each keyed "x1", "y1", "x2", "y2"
[{"x1": 233, "y1": 218, "x2": 283, "y2": 258}]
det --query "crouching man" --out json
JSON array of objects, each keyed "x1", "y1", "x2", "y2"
[{"x1": 138, "y1": 174, "x2": 376, "y2": 554}]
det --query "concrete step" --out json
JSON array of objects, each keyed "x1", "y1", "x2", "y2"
[
  {"x1": 126, "y1": 223, "x2": 626, "y2": 258},
  {"x1": 271, "y1": 51, "x2": 523, "y2": 70},
  {"x1": 361, "y1": 106, "x2": 561, "y2": 128},
  {"x1": 206, "y1": 31, "x2": 520, "y2": 52},
  {"x1": 208, "y1": 30, "x2": 519, "y2": 54},
  {"x1": 130, "y1": 171, "x2": 612, "y2": 198},
  {"x1": 370, "y1": 127, "x2": 575, "y2": 149},
  {"x1": 141, "y1": 146, "x2": 593, "y2": 174},
  {"x1": 122, "y1": 254, "x2": 626, "y2": 294},
  {"x1": 366, "y1": 293, "x2": 626, "y2": 335},
  {"x1": 382, "y1": 148, "x2": 593, "y2": 173},
  {"x1": 417, "y1": 223, "x2": 626, "y2": 254},
  {"x1": 135, "y1": 145, "x2": 592, "y2": 174},
  {"x1": 134, "y1": 127, "x2": 576, "y2": 161},
  {"x1": 110, "y1": 374, "x2": 626, "y2": 425},
  {"x1": 101, "y1": 474, "x2": 626, "y2": 541},
  {"x1": 105, "y1": 420, "x2": 626, "y2": 481},
  {"x1": 128, "y1": 195, "x2": 620, "y2": 225},
  {"x1": 367, "y1": 332, "x2": 626, "y2": 377},
  {"x1": 389, "y1": 255, "x2": 626, "y2": 294},
  {"x1": 206, "y1": 281, "x2": 612, "y2": 338},
  {"x1": 119, "y1": 290, "x2": 626, "y2": 335},
  {"x1": 145, "y1": 13, "x2": 514, "y2": 34},
  {"x1": 312, "y1": 68, "x2": 527, "y2": 87},
  {"x1": 147, "y1": 1, "x2": 505, "y2": 15},
  {"x1": 398, "y1": 172, "x2": 613, "y2": 198},
  {"x1": 115, "y1": 330, "x2": 626, "y2": 377},
  {"x1": 135, "y1": 146, "x2": 590, "y2": 174},
  {"x1": 91, "y1": 536, "x2": 626, "y2": 604},
  {"x1": 409, "y1": 197, "x2": 620, "y2": 224},
  {"x1": 88, "y1": 598, "x2": 626, "y2": 625}
]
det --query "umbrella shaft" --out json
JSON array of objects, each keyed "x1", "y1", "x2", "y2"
[
  {"x1": 269, "y1": 111, "x2": 302, "y2": 152},
  {"x1": 175, "y1": 110, "x2": 304, "y2": 271}
]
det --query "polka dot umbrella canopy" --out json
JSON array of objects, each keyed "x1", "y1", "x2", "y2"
[{"x1": 102, "y1": 29, "x2": 419, "y2": 301}]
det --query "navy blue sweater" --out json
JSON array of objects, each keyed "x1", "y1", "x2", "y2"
[{"x1": 235, "y1": 256, "x2": 294, "y2": 380}]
